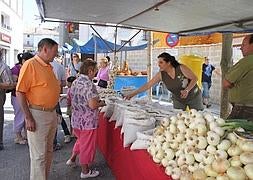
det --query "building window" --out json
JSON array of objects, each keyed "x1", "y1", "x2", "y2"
[
  {"x1": 0, "y1": 13, "x2": 11, "y2": 30},
  {"x1": 1, "y1": 15, "x2": 4, "y2": 27}
]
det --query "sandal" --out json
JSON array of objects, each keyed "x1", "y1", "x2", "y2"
[{"x1": 14, "y1": 138, "x2": 27, "y2": 145}]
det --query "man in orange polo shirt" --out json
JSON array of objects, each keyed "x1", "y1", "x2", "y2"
[{"x1": 16, "y1": 38, "x2": 60, "y2": 180}]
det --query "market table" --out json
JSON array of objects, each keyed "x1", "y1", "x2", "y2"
[
  {"x1": 97, "y1": 113, "x2": 172, "y2": 180},
  {"x1": 114, "y1": 75, "x2": 148, "y2": 97}
]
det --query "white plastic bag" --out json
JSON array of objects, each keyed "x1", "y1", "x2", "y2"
[
  {"x1": 130, "y1": 139, "x2": 150, "y2": 150},
  {"x1": 123, "y1": 117, "x2": 156, "y2": 147},
  {"x1": 109, "y1": 104, "x2": 120, "y2": 122}
]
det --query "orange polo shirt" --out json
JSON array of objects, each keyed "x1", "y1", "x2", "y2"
[{"x1": 16, "y1": 55, "x2": 60, "y2": 108}]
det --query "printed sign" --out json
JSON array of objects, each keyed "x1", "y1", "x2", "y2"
[
  {"x1": 166, "y1": 33, "x2": 179, "y2": 47},
  {"x1": 0, "y1": 33, "x2": 11, "y2": 43}
]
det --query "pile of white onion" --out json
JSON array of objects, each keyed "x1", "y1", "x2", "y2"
[{"x1": 147, "y1": 109, "x2": 253, "y2": 179}]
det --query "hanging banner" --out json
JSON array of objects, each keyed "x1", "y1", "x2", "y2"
[
  {"x1": 153, "y1": 32, "x2": 222, "y2": 48},
  {"x1": 153, "y1": 32, "x2": 170, "y2": 48},
  {"x1": 180, "y1": 33, "x2": 222, "y2": 46}
]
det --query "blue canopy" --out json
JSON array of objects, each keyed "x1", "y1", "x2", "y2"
[
  {"x1": 71, "y1": 35, "x2": 147, "y2": 54},
  {"x1": 62, "y1": 42, "x2": 78, "y2": 53}
]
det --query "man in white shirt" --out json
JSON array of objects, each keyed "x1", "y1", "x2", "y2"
[{"x1": 50, "y1": 57, "x2": 71, "y2": 147}]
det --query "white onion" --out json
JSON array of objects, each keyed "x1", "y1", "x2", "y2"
[
  {"x1": 155, "y1": 149, "x2": 165, "y2": 160},
  {"x1": 211, "y1": 158, "x2": 230, "y2": 173},
  {"x1": 240, "y1": 152, "x2": 253, "y2": 165},
  {"x1": 161, "y1": 141, "x2": 170, "y2": 150},
  {"x1": 229, "y1": 156, "x2": 242, "y2": 167},
  {"x1": 185, "y1": 154, "x2": 195, "y2": 165},
  {"x1": 217, "y1": 139, "x2": 231, "y2": 151},
  {"x1": 177, "y1": 154, "x2": 186, "y2": 166},
  {"x1": 192, "y1": 169, "x2": 207, "y2": 180},
  {"x1": 213, "y1": 126, "x2": 225, "y2": 137},
  {"x1": 204, "y1": 165, "x2": 218, "y2": 177},
  {"x1": 227, "y1": 145, "x2": 242, "y2": 157},
  {"x1": 152, "y1": 156, "x2": 161, "y2": 163},
  {"x1": 171, "y1": 167, "x2": 181, "y2": 180},
  {"x1": 244, "y1": 163, "x2": 253, "y2": 179},
  {"x1": 209, "y1": 122, "x2": 218, "y2": 131},
  {"x1": 169, "y1": 124, "x2": 177, "y2": 134},
  {"x1": 241, "y1": 141, "x2": 253, "y2": 152},
  {"x1": 227, "y1": 133, "x2": 238, "y2": 144},
  {"x1": 165, "y1": 166, "x2": 173, "y2": 176},
  {"x1": 215, "y1": 149, "x2": 228, "y2": 159},
  {"x1": 203, "y1": 154, "x2": 214, "y2": 165},
  {"x1": 161, "y1": 158, "x2": 170, "y2": 167},
  {"x1": 216, "y1": 118, "x2": 225, "y2": 125},
  {"x1": 170, "y1": 115, "x2": 178, "y2": 124},
  {"x1": 207, "y1": 131, "x2": 220, "y2": 146},
  {"x1": 206, "y1": 145, "x2": 216, "y2": 154},
  {"x1": 161, "y1": 117, "x2": 170, "y2": 127},
  {"x1": 216, "y1": 174, "x2": 230, "y2": 180},
  {"x1": 196, "y1": 136, "x2": 208, "y2": 149},
  {"x1": 196, "y1": 123, "x2": 207, "y2": 135},
  {"x1": 227, "y1": 166, "x2": 246, "y2": 180},
  {"x1": 180, "y1": 172, "x2": 193, "y2": 180},
  {"x1": 164, "y1": 148, "x2": 174, "y2": 160},
  {"x1": 204, "y1": 113, "x2": 214, "y2": 122}
]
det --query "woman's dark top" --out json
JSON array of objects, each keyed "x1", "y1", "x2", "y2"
[{"x1": 161, "y1": 65, "x2": 201, "y2": 103}]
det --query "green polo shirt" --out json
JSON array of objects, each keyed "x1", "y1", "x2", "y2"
[{"x1": 225, "y1": 54, "x2": 253, "y2": 104}]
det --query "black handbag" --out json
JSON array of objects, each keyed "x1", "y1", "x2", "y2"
[{"x1": 98, "y1": 79, "x2": 108, "y2": 88}]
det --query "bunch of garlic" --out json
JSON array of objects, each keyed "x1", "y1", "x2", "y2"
[{"x1": 147, "y1": 109, "x2": 253, "y2": 179}]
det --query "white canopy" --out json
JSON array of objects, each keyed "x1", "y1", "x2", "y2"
[{"x1": 36, "y1": 0, "x2": 253, "y2": 35}]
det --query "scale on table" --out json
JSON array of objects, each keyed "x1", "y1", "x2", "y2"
[{"x1": 121, "y1": 86, "x2": 136, "y2": 96}]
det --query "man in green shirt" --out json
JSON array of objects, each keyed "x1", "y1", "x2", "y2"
[{"x1": 223, "y1": 34, "x2": 253, "y2": 120}]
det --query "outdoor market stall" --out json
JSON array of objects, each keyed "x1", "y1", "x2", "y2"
[
  {"x1": 97, "y1": 113, "x2": 171, "y2": 180},
  {"x1": 35, "y1": 0, "x2": 253, "y2": 179},
  {"x1": 62, "y1": 35, "x2": 149, "y2": 95},
  {"x1": 97, "y1": 92, "x2": 253, "y2": 179}
]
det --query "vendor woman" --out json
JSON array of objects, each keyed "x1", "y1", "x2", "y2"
[{"x1": 125, "y1": 52, "x2": 204, "y2": 111}]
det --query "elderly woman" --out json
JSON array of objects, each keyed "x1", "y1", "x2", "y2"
[
  {"x1": 97, "y1": 57, "x2": 110, "y2": 88},
  {"x1": 66, "y1": 59, "x2": 105, "y2": 179}
]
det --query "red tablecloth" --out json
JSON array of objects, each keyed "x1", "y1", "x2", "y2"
[{"x1": 97, "y1": 113, "x2": 172, "y2": 180}]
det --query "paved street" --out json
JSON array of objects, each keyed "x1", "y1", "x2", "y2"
[{"x1": 0, "y1": 94, "x2": 115, "y2": 180}]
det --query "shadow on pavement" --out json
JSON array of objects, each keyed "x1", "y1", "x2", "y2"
[{"x1": 1, "y1": 95, "x2": 115, "y2": 180}]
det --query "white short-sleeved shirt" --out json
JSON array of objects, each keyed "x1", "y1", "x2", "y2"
[{"x1": 50, "y1": 60, "x2": 66, "y2": 82}]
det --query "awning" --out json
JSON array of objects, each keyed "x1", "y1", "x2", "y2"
[
  {"x1": 35, "y1": 0, "x2": 253, "y2": 35},
  {"x1": 63, "y1": 35, "x2": 148, "y2": 54}
]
